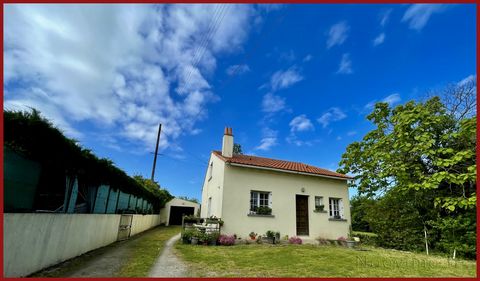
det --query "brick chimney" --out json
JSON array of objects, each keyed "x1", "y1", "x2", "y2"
[{"x1": 222, "y1": 127, "x2": 233, "y2": 158}]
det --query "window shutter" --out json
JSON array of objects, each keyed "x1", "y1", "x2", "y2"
[
  {"x1": 339, "y1": 199, "x2": 344, "y2": 218},
  {"x1": 268, "y1": 192, "x2": 272, "y2": 208}
]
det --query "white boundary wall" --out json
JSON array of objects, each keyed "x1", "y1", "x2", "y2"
[{"x1": 4, "y1": 213, "x2": 161, "y2": 277}]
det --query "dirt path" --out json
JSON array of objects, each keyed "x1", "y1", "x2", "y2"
[{"x1": 149, "y1": 233, "x2": 188, "y2": 277}]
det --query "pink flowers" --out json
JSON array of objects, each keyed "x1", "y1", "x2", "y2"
[
  {"x1": 288, "y1": 236, "x2": 303, "y2": 244},
  {"x1": 218, "y1": 235, "x2": 236, "y2": 246}
]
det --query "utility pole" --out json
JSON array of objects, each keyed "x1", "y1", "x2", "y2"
[{"x1": 151, "y1": 123, "x2": 162, "y2": 181}]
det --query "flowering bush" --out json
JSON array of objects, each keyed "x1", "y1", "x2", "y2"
[
  {"x1": 219, "y1": 234, "x2": 236, "y2": 246},
  {"x1": 288, "y1": 236, "x2": 302, "y2": 244},
  {"x1": 337, "y1": 236, "x2": 347, "y2": 241}
]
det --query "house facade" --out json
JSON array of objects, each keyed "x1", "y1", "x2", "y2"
[{"x1": 201, "y1": 127, "x2": 352, "y2": 240}]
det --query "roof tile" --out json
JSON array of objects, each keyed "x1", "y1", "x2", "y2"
[{"x1": 212, "y1": 151, "x2": 352, "y2": 180}]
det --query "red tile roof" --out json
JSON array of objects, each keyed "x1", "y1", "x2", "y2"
[{"x1": 212, "y1": 151, "x2": 352, "y2": 180}]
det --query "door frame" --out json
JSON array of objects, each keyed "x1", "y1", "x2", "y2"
[{"x1": 295, "y1": 194, "x2": 309, "y2": 236}]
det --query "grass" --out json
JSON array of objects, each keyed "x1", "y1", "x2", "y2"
[
  {"x1": 31, "y1": 225, "x2": 181, "y2": 277},
  {"x1": 175, "y1": 243, "x2": 476, "y2": 277},
  {"x1": 117, "y1": 225, "x2": 181, "y2": 277}
]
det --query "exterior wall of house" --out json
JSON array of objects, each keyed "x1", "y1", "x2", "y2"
[
  {"x1": 159, "y1": 198, "x2": 200, "y2": 225},
  {"x1": 200, "y1": 153, "x2": 226, "y2": 218},
  {"x1": 220, "y1": 164, "x2": 351, "y2": 240}
]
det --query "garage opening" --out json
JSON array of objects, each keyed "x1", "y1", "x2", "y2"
[{"x1": 169, "y1": 206, "x2": 195, "y2": 225}]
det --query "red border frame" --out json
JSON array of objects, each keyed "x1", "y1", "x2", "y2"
[{"x1": 0, "y1": 1, "x2": 478, "y2": 280}]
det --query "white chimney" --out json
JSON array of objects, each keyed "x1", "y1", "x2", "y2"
[{"x1": 222, "y1": 127, "x2": 233, "y2": 158}]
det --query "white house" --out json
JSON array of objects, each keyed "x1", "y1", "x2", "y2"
[{"x1": 200, "y1": 127, "x2": 353, "y2": 240}]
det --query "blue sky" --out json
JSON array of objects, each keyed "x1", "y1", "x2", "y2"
[{"x1": 4, "y1": 4, "x2": 476, "y2": 200}]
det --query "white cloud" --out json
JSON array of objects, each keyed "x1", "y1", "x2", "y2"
[
  {"x1": 261, "y1": 92, "x2": 286, "y2": 113},
  {"x1": 347, "y1": 131, "x2": 357, "y2": 136},
  {"x1": 289, "y1": 114, "x2": 314, "y2": 133},
  {"x1": 365, "y1": 93, "x2": 402, "y2": 109},
  {"x1": 255, "y1": 137, "x2": 277, "y2": 151},
  {"x1": 269, "y1": 67, "x2": 304, "y2": 91},
  {"x1": 380, "y1": 9, "x2": 392, "y2": 27},
  {"x1": 303, "y1": 54, "x2": 313, "y2": 62},
  {"x1": 458, "y1": 74, "x2": 476, "y2": 86},
  {"x1": 326, "y1": 21, "x2": 349, "y2": 49},
  {"x1": 226, "y1": 64, "x2": 250, "y2": 76},
  {"x1": 4, "y1": 4, "x2": 257, "y2": 152},
  {"x1": 382, "y1": 93, "x2": 401, "y2": 105},
  {"x1": 336, "y1": 53, "x2": 353, "y2": 74},
  {"x1": 373, "y1": 33, "x2": 385, "y2": 46},
  {"x1": 317, "y1": 107, "x2": 347, "y2": 128},
  {"x1": 402, "y1": 4, "x2": 447, "y2": 31},
  {"x1": 255, "y1": 127, "x2": 278, "y2": 151}
]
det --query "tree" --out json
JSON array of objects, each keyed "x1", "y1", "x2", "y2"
[
  {"x1": 350, "y1": 195, "x2": 376, "y2": 232},
  {"x1": 233, "y1": 143, "x2": 243, "y2": 154},
  {"x1": 177, "y1": 196, "x2": 199, "y2": 204},
  {"x1": 339, "y1": 84, "x2": 476, "y2": 258},
  {"x1": 338, "y1": 97, "x2": 476, "y2": 211},
  {"x1": 133, "y1": 175, "x2": 173, "y2": 207}
]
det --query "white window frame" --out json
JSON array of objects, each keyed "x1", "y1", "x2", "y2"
[
  {"x1": 315, "y1": 196, "x2": 324, "y2": 208},
  {"x1": 329, "y1": 198, "x2": 343, "y2": 218},
  {"x1": 249, "y1": 190, "x2": 272, "y2": 213}
]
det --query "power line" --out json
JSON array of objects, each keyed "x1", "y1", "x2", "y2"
[{"x1": 182, "y1": 4, "x2": 229, "y2": 92}]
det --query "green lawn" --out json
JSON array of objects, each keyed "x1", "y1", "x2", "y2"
[{"x1": 175, "y1": 243, "x2": 476, "y2": 277}]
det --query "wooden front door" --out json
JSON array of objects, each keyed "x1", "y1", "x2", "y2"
[{"x1": 296, "y1": 195, "x2": 309, "y2": 236}]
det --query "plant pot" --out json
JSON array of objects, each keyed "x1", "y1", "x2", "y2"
[
  {"x1": 346, "y1": 240, "x2": 356, "y2": 248},
  {"x1": 191, "y1": 237, "x2": 198, "y2": 245}
]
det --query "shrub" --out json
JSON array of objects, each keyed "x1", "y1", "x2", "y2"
[
  {"x1": 219, "y1": 235, "x2": 235, "y2": 246},
  {"x1": 288, "y1": 236, "x2": 302, "y2": 244},
  {"x1": 351, "y1": 231, "x2": 379, "y2": 246}
]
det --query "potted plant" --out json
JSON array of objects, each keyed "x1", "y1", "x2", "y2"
[
  {"x1": 209, "y1": 232, "x2": 220, "y2": 246},
  {"x1": 249, "y1": 232, "x2": 257, "y2": 240},
  {"x1": 257, "y1": 206, "x2": 272, "y2": 215},
  {"x1": 346, "y1": 238, "x2": 357, "y2": 248},
  {"x1": 181, "y1": 229, "x2": 194, "y2": 244},
  {"x1": 265, "y1": 230, "x2": 276, "y2": 244},
  {"x1": 315, "y1": 205, "x2": 325, "y2": 211},
  {"x1": 198, "y1": 232, "x2": 210, "y2": 245},
  {"x1": 191, "y1": 236, "x2": 199, "y2": 245},
  {"x1": 256, "y1": 235, "x2": 263, "y2": 244}
]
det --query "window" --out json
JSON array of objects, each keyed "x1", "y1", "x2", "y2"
[
  {"x1": 315, "y1": 196, "x2": 324, "y2": 209},
  {"x1": 207, "y1": 197, "x2": 212, "y2": 217},
  {"x1": 250, "y1": 191, "x2": 271, "y2": 214},
  {"x1": 208, "y1": 162, "x2": 213, "y2": 180},
  {"x1": 329, "y1": 198, "x2": 341, "y2": 218}
]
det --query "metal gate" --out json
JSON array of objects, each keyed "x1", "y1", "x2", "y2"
[{"x1": 117, "y1": 214, "x2": 133, "y2": 241}]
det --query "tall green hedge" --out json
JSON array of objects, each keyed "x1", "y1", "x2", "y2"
[{"x1": 4, "y1": 109, "x2": 172, "y2": 211}]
